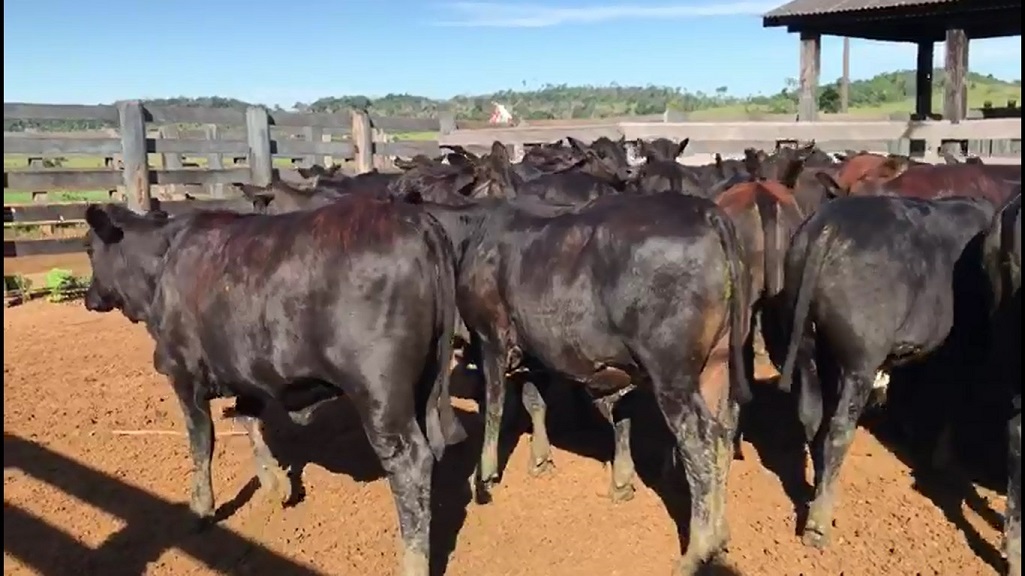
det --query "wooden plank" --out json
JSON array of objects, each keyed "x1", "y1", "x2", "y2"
[
  {"x1": 944, "y1": 29, "x2": 968, "y2": 123},
  {"x1": 245, "y1": 107, "x2": 273, "y2": 187},
  {"x1": 6, "y1": 169, "x2": 123, "y2": 190},
  {"x1": 370, "y1": 116, "x2": 440, "y2": 133},
  {"x1": 5, "y1": 168, "x2": 253, "y2": 189},
  {"x1": 273, "y1": 140, "x2": 354, "y2": 157},
  {"x1": 439, "y1": 124, "x2": 623, "y2": 147},
  {"x1": 118, "y1": 101, "x2": 151, "y2": 212},
  {"x1": 204, "y1": 125, "x2": 225, "y2": 199},
  {"x1": 2, "y1": 137, "x2": 122, "y2": 155},
  {"x1": 3, "y1": 103, "x2": 119, "y2": 122},
  {"x1": 4, "y1": 198, "x2": 252, "y2": 224},
  {"x1": 378, "y1": 141, "x2": 442, "y2": 158},
  {"x1": 4, "y1": 238, "x2": 86, "y2": 258},
  {"x1": 351, "y1": 110, "x2": 374, "y2": 174},
  {"x1": 158, "y1": 126, "x2": 183, "y2": 199},
  {"x1": 3, "y1": 135, "x2": 355, "y2": 158},
  {"x1": 617, "y1": 119, "x2": 1022, "y2": 142}
]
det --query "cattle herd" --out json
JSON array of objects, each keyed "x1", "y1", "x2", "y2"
[{"x1": 79, "y1": 135, "x2": 1021, "y2": 576}]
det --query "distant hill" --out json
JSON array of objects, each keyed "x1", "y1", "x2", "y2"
[{"x1": 5, "y1": 69, "x2": 1020, "y2": 132}]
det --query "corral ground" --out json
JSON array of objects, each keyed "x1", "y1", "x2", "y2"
[{"x1": 3, "y1": 255, "x2": 1012, "y2": 576}]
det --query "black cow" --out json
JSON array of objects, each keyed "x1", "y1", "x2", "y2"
[
  {"x1": 776, "y1": 194, "x2": 997, "y2": 550},
  {"x1": 982, "y1": 192, "x2": 1022, "y2": 576},
  {"x1": 81, "y1": 198, "x2": 467, "y2": 576},
  {"x1": 424, "y1": 149, "x2": 752, "y2": 573}
]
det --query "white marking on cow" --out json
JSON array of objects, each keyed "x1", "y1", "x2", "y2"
[{"x1": 872, "y1": 370, "x2": 890, "y2": 391}]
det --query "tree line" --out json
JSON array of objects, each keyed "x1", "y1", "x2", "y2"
[{"x1": 5, "y1": 69, "x2": 1019, "y2": 132}]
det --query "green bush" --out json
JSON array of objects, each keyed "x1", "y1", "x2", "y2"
[{"x1": 45, "y1": 268, "x2": 89, "y2": 303}]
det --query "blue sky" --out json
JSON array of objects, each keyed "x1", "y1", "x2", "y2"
[{"x1": 4, "y1": 0, "x2": 1021, "y2": 107}]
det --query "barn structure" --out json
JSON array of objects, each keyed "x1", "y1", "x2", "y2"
[{"x1": 763, "y1": 0, "x2": 1022, "y2": 122}]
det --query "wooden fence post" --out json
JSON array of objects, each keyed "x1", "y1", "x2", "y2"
[
  {"x1": 301, "y1": 126, "x2": 323, "y2": 168},
  {"x1": 117, "y1": 100, "x2": 151, "y2": 213},
  {"x1": 351, "y1": 110, "x2": 373, "y2": 174},
  {"x1": 204, "y1": 125, "x2": 226, "y2": 198},
  {"x1": 158, "y1": 125, "x2": 182, "y2": 199},
  {"x1": 246, "y1": 106, "x2": 273, "y2": 187}
]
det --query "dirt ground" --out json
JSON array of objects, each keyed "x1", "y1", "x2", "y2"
[{"x1": 3, "y1": 296, "x2": 1011, "y2": 575}]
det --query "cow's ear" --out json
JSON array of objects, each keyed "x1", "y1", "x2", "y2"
[
  {"x1": 675, "y1": 138, "x2": 690, "y2": 158},
  {"x1": 85, "y1": 204, "x2": 124, "y2": 244},
  {"x1": 814, "y1": 171, "x2": 844, "y2": 199}
]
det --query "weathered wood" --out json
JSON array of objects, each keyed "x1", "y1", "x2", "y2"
[
  {"x1": 245, "y1": 107, "x2": 273, "y2": 187},
  {"x1": 158, "y1": 125, "x2": 183, "y2": 199},
  {"x1": 204, "y1": 125, "x2": 226, "y2": 199},
  {"x1": 116, "y1": 101, "x2": 151, "y2": 212},
  {"x1": 6, "y1": 168, "x2": 255, "y2": 190},
  {"x1": 841, "y1": 37, "x2": 850, "y2": 113},
  {"x1": 5, "y1": 198, "x2": 254, "y2": 224},
  {"x1": 3, "y1": 103, "x2": 119, "y2": 123},
  {"x1": 944, "y1": 29, "x2": 968, "y2": 123},
  {"x1": 798, "y1": 32, "x2": 821, "y2": 122},
  {"x1": 4, "y1": 238, "x2": 86, "y2": 258},
  {"x1": 4, "y1": 102, "x2": 442, "y2": 132},
  {"x1": 378, "y1": 141, "x2": 443, "y2": 158},
  {"x1": 351, "y1": 110, "x2": 374, "y2": 174},
  {"x1": 3, "y1": 137, "x2": 122, "y2": 155},
  {"x1": 915, "y1": 41, "x2": 934, "y2": 119}
]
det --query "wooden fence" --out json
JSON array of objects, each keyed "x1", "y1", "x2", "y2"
[{"x1": 4, "y1": 101, "x2": 1022, "y2": 259}]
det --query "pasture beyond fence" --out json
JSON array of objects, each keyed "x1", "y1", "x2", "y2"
[{"x1": 3, "y1": 101, "x2": 1022, "y2": 259}]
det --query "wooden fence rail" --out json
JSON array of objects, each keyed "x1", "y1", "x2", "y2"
[{"x1": 4, "y1": 100, "x2": 1022, "y2": 260}]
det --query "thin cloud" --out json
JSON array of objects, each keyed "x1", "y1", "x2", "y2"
[
  {"x1": 433, "y1": 1, "x2": 779, "y2": 28},
  {"x1": 855, "y1": 36, "x2": 1021, "y2": 67}
]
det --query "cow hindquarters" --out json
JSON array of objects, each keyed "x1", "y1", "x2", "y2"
[
  {"x1": 170, "y1": 377, "x2": 215, "y2": 525},
  {"x1": 1007, "y1": 408, "x2": 1021, "y2": 576},
  {"x1": 803, "y1": 368, "x2": 874, "y2": 549}
]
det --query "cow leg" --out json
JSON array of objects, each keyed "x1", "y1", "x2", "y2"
[
  {"x1": 592, "y1": 392, "x2": 636, "y2": 503},
  {"x1": 803, "y1": 369, "x2": 874, "y2": 549},
  {"x1": 365, "y1": 416, "x2": 434, "y2": 576},
  {"x1": 227, "y1": 397, "x2": 292, "y2": 506},
  {"x1": 660, "y1": 394, "x2": 733, "y2": 576},
  {"x1": 1006, "y1": 410, "x2": 1021, "y2": 576},
  {"x1": 170, "y1": 378, "x2": 215, "y2": 524},
  {"x1": 474, "y1": 339, "x2": 509, "y2": 502},
  {"x1": 521, "y1": 380, "x2": 555, "y2": 476}
]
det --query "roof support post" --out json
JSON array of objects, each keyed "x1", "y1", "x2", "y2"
[
  {"x1": 943, "y1": 28, "x2": 969, "y2": 123},
  {"x1": 798, "y1": 31, "x2": 821, "y2": 122},
  {"x1": 915, "y1": 41, "x2": 934, "y2": 120}
]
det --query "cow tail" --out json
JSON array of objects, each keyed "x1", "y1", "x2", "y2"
[
  {"x1": 708, "y1": 207, "x2": 753, "y2": 404},
  {"x1": 423, "y1": 218, "x2": 468, "y2": 461},
  {"x1": 778, "y1": 225, "x2": 833, "y2": 440},
  {"x1": 755, "y1": 194, "x2": 784, "y2": 298}
]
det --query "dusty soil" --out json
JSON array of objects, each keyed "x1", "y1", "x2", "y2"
[{"x1": 3, "y1": 297, "x2": 1010, "y2": 576}]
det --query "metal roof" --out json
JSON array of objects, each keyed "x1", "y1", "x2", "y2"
[{"x1": 763, "y1": 0, "x2": 956, "y2": 19}]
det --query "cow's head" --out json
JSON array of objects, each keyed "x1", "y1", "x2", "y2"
[
  {"x1": 564, "y1": 136, "x2": 637, "y2": 189},
  {"x1": 587, "y1": 136, "x2": 630, "y2": 170},
  {"x1": 469, "y1": 141, "x2": 518, "y2": 199},
  {"x1": 634, "y1": 137, "x2": 689, "y2": 163},
  {"x1": 83, "y1": 204, "x2": 175, "y2": 323}
]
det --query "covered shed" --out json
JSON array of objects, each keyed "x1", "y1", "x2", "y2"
[{"x1": 763, "y1": 0, "x2": 1022, "y2": 122}]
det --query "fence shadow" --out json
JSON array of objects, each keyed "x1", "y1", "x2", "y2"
[{"x1": 3, "y1": 432, "x2": 326, "y2": 576}]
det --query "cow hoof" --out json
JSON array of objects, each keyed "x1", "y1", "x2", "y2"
[
  {"x1": 191, "y1": 514, "x2": 214, "y2": 533},
  {"x1": 527, "y1": 458, "x2": 555, "y2": 478},
  {"x1": 672, "y1": 554, "x2": 701, "y2": 576},
  {"x1": 801, "y1": 525, "x2": 830, "y2": 549},
  {"x1": 260, "y1": 467, "x2": 293, "y2": 506},
  {"x1": 469, "y1": 473, "x2": 495, "y2": 505},
  {"x1": 608, "y1": 483, "x2": 635, "y2": 503}
]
